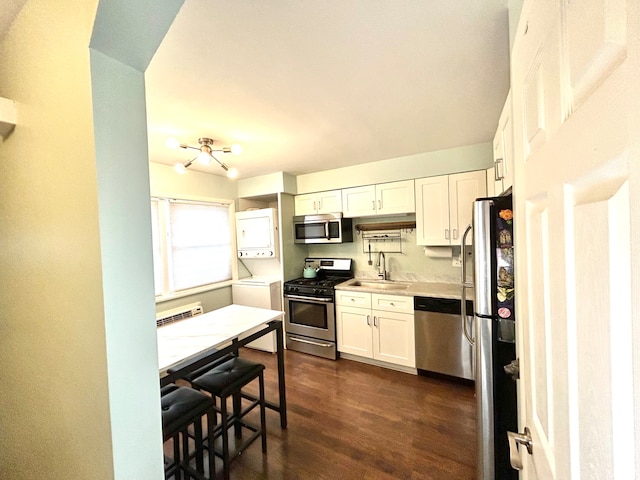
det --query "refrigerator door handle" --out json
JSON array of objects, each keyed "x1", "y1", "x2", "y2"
[
  {"x1": 461, "y1": 223, "x2": 474, "y2": 345},
  {"x1": 460, "y1": 223, "x2": 473, "y2": 287}
]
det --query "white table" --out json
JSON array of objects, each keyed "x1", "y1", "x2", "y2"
[{"x1": 157, "y1": 304, "x2": 287, "y2": 428}]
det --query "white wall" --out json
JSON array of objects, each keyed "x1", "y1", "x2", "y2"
[
  {"x1": 508, "y1": 0, "x2": 525, "y2": 51},
  {"x1": 0, "y1": 0, "x2": 183, "y2": 478},
  {"x1": 149, "y1": 162, "x2": 239, "y2": 313},
  {"x1": 296, "y1": 141, "x2": 492, "y2": 194},
  {"x1": 91, "y1": 49, "x2": 165, "y2": 479},
  {"x1": 0, "y1": 1, "x2": 112, "y2": 478},
  {"x1": 290, "y1": 142, "x2": 492, "y2": 283},
  {"x1": 149, "y1": 161, "x2": 237, "y2": 200},
  {"x1": 237, "y1": 171, "x2": 297, "y2": 197},
  {"x1": 90, "y1": 1, "x2": 183, "y2": 476},
  {"x1": 308, "y1": 215, "x2": 463, "y2": 284}
]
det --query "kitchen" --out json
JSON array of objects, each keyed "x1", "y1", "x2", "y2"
[{"x1": 2, "y1": 1, "x2": 638, "y2": 480}]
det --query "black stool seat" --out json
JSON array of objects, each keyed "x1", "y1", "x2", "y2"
[
  {"x1": 191, "y1": 356, "x2": 267, "y2": 480},
  {"x1": 191, "y1": 357, "x2": 265, "y2": 396},
  {"x1": 166, "y1": 348, "x2": 235, "y2": 383},
  {"x1": 161, "y1": 384, "x2": 216, "y2": 479},
  {"x1": 161, "y1": 386, "x2": 215, "y2": 439}
]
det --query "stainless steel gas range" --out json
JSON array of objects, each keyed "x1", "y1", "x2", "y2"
[{"x1": 283, "y1": 258, "x2": 353, "y2": 360}]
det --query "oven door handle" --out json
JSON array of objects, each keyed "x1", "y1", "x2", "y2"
[
  {"x1": 284, "y1": 294, "x2": 333, "y2": 303},
  {"x1": 288, "y1": 337, "x2": 334, "y2": 348}
]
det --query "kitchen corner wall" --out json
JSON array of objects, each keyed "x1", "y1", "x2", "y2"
[
  {"x1": 308, "y1": 215, "x2": 462, "y2": 284},
  {"x1": 296, "y1": 142, "x2": 492, "y2": 194},
  {"x1": 300, "y1": 141, "x2": 493, "y2": 284}
]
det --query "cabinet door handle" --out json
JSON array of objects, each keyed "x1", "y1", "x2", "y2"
[
  {"x1": 366, "y1": 315, "x2": 371, "y2": 326},
  {"x1": 445, "y1": 229, "x2": 450, "y2": 240},
  {"x1": 372, "y1": 200, "x2": 376, "y2": 210},
  {"x1": 373, "y1": 316, "x2": 377, "y2": 327},
  {"x1": 378, "y1": 199, "x2": 382, "y2": 210},
  {"x1": 453, "y1": 228, "x2": 458, "y2": 239},
  {"x1": 495, "y1": 158, "x2": 504, "y2": 180}
]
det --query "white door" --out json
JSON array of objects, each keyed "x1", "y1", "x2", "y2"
[
  {"x1": 336, "y1": 305, "x2": 373, "y2": 357},
  {"x1": 415, "y1": 175, "x2": 450, "y2": 246},
  {"x1": 372, "y1": 310, "x2": 415, "y2": 368},
  {"x1": 316, "y1": 190, "x2": 343, "y2": 214},
  {"x1": 342, "y1": 185, "x2": 376, "y2": 217},
  {"x1": 448, "y1": 170, "x2": 486, "y2": 245},
  {"x1": 510, "y1": 0, "x2": 639, "y2": 479},
  {"x1": 376, "y1": 180, "x2": 416, "y2": 215}
]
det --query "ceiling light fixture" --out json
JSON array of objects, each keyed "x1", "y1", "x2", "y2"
[{"x1": 166, "y1": 137, "x2": 242, "y2": 178}]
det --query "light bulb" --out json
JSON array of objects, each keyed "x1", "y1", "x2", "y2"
[
  {"x1": 174, "y1": 162, "x2": 187, "y2": 174},
  {"x1": 226, "y1": 167, "x2": 239, "y2": 179},
  {"x1": 197, "y1": 151, "x2": 212, "y2": 165},
  {"x1": 165, "y1": 137, "x2": 180, "y2": 149},
  {"x1": 230, "y1": 144, "x2": 243, "y2": 155}
]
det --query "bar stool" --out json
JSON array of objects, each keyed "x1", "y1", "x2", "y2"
[
  {"x1": 166, "y1": 348, "x2": 235, "y2": 385},
  {"x1": 190, "y1": 357, "x2": 267, "y2": 480},
  {"x1": 161, "y1": 384, "x2": 216, "y2": 479}
]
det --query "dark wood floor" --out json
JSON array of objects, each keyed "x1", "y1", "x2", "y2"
[{"x1": 177, "y1": 347, "x2": 477, "y2": 480}]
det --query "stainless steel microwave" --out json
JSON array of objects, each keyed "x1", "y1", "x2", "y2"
[{"x1": 293, "y1": 213, "x2": 353, "y2": 244}]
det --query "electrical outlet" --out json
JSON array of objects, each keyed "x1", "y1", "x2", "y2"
[{"x1": 452, "y1": 254, "x2": 462, "y2": 267}]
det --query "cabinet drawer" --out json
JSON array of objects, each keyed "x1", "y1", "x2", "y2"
[
  {"x1": 371, "y1": 293, "x2": 414, "y2": 314},
  {"x1": 335, "y1": 291, "x2": 371, "y2": 308}
]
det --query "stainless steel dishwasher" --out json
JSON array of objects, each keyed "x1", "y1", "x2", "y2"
[{"x1": 414, "y1": 296, "x2": 475, "y2": 381}]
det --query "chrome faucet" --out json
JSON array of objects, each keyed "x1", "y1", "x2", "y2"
[{"x1": 376, "y1": 251, "x2": 386, "y2": 280}]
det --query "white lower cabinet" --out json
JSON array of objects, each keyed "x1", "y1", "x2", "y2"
[{"x1": 336, "y1": 291, "x2": 415, "y2": 368}]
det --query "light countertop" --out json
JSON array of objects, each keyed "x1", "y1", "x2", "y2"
[
  {"x1": 335, "y1": 279, "x2": 471, "y2": 299},
  {"x1": 157, "y1": 304, "x2": 284, "y2": 373}
]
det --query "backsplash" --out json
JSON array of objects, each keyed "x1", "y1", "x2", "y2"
[{"x1": 307, "y1": 215, "x2": 463, "y2": 284}]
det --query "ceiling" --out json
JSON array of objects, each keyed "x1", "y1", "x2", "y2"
[
  {"x1": 145, "y1": 1, "x2": 511, "y2": 180},
  {"x1": 8, "y1": 1, "x2": 511, "y2": 180}
]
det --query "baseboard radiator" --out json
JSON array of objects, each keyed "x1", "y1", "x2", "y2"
[{"x1": 156, "y1": 302, "x2": 203, "y2": 327}]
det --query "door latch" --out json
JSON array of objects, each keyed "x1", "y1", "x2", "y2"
[
  {"x1": 504, "y1": 358, "x2": 520, "y2": 380},
  {"x1": 507, "y1": 427, "x2": 533, "y2": 470}
]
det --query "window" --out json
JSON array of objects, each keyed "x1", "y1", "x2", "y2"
[{"x1": 151, "y1": 197, "x2": 233, "y2": 297}]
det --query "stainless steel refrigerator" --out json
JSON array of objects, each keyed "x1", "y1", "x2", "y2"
[{"x1": 461, "y1": 194, "x2": 518, "y2": 480}]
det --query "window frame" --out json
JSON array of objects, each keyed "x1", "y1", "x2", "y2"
[{"x1": 151, "y1": 193, "x2": 237, "y2": 302}]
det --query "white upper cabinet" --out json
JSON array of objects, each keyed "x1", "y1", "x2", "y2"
[
  {"x1": 415, "y1": 170, "x2": 486, "y2": 246},
  {"x1": 294, "y1": 189, "x2": 342, "y2": 215},
  {"x1": 492, "y1": 91, "x2": 514, "y2": 194},
  {"x1": 342, "y1": 180, "x2": 415, "y2": 218},
  {"x1": 486, "y1": 166, "x2": 497, "y2": 197}
]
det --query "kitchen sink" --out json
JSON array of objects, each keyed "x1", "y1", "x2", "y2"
[{"x1": 346, "y1": 280, "x2": 411, "y2": 290}]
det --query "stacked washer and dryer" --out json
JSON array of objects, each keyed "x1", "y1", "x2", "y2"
[{"x1": 233, "y1": 208, "x2": 282, "y2": 353}]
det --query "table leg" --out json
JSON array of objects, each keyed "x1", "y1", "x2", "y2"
[
  {"x1": 275, "y1": 321, "x2": 288, "y2": 429},
  {"x1": 232, "y1": 338, "x2": 242, "y2": 437}
]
